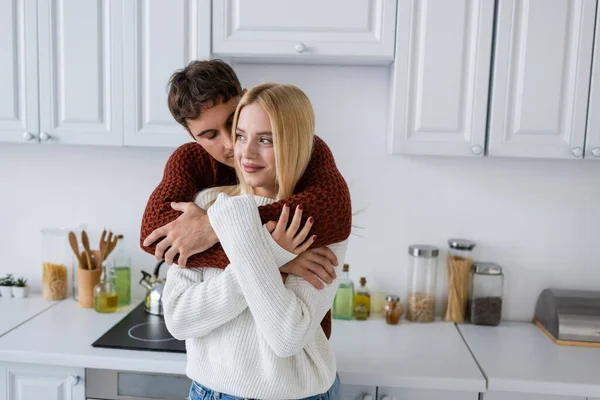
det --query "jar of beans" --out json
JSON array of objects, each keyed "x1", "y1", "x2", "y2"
[
  {"x1": 405, "y1": 245, "x2": 439, "y2": 323},
  {"x1": 469, "y1": 262, "x2": 504, "y2": 326}
]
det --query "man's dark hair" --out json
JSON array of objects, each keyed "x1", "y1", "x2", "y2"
[{"x1": 167, "y1": 59, "x2": 242, "y2": 133}]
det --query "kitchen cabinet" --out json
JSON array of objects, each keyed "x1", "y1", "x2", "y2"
[
  {"x1": 483, "y1": 393, "x2": 584, "y2": 400},
  {"x1": 37, "y1": 0, "x2": 124, "y2": 146},
  {"x1": 211, "y1": 0, "x2": 397, "y2": 63},
  {"x1": 487, "y1": 0, "x2": 596, "y2": 159},
  {"x1": 0, "y1": 366, "x2": 6, "y2": 400},
  {"x1": 2, "y1": 363, "x2": 84, "y2": 400},
  {"x1": 339, "y1": 384, "x2": 377, "y2": 400},
  {"x1": 584, "y1": 1, "x2": 600, "y2": 160},
  {"x1": 0, "y1": 0, "x2": 39, "y2": 144},
  {"x1": 377, "y1": 387, "x2": 478, "y2": 400},
  {"x1": 388, "y1": 0, "x2": 495, "y2": 157},
  {"x1": 122, "y1": 0, "x2": 210, "y2": 147}
]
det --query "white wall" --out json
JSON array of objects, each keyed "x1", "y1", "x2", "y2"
[{"x1": 1, "y1": 63, "x2": 599, "y2": 319}]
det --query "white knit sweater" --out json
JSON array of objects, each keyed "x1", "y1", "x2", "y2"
[{"x1": 162, "y1": 188, "x2": 348, "y2": 400}]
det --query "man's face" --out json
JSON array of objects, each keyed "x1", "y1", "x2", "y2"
[{"x1": 186, "y1": 96, "x2": 240, "y2": 167}]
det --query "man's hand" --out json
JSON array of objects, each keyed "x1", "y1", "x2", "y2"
[
  {"x1": 142, "y1": 202, "x2": 218, "y2": 267},
  {"x1": 280, "y1": 247, "x2": 339, "y2": 290}
]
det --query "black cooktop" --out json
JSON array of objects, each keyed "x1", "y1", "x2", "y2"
[{"x1": 92, "y1": 302, "x2": 186, "y2": 353}]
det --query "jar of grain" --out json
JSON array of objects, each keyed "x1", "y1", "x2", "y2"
[
  {"x1": 443, "y1": 239, "x2": 476, "y2": 323},
  {"x1": 470, "y1": 262, "x2": 503, "y2": 326},
  {"x1": 406, "y1": 245, "x2": 439, "y2": 323}
]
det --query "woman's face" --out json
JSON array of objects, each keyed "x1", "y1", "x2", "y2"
[{"x1": 234, "y1": 102, "x2": 278, "y2": 198}]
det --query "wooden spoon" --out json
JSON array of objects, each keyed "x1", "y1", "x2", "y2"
[
  {"x1": 81, "y1": 230, "x2": 93, "y2": 270},
  {"x1": 68, "y1": 231, "x2": 84, "y2": 267},
  {"x1": 99, "y1": 230, "x2": 107, "y2": 262}
]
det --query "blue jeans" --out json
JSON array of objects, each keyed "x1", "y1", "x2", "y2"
[{"x1": 189, "y1": 374, "x2": 340, "y2": 400}]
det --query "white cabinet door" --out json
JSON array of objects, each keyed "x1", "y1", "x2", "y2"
[
  {"x1": 0, "y1": 0, "x2": 39, "y2": 144},
  {"x1": 378, "y1": 387, "x2": 478, "y2": 400},
  {"x1": 212, "y1": 0, "x2": 397, "y2": 62},
  {"x1": 584, "y1": 3, "x2": 600, "y2": 160},
  {"x1": 0, "y1": 366, "x2": 6, "y2": 400},
  {"x1": 487, "y1": 0, "x2": 596, "y2": 159},
  {"x1": 388, "y1": 0, "x2": 494, "y2": 157},
  {"x1": 4, "y1": 363, "x2": 84, "y2": 400},
  {"x1": 37, "y1": 0, "x2": 123, "y2": 146},
  {"x1": 483, "y1": 392, "x2": 584, "y2": 400},
  {"x1": 123, "y1": 0, "x2": 210, "y2": 148},
  {"x1": 339, "y1": 384, "x2": 376, "y2": 400}
]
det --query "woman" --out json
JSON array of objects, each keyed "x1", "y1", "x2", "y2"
[{"x1": 162, "y1": 83, "x2": 348, "y2": 400}]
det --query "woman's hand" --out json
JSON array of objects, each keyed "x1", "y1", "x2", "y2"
[{"x1": 266, "y1": 204, "x2": 316, "y2": 254}]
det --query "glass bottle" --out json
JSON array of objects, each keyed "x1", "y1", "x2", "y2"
[
  {"x1": 444, "y1": 239, "x2": 476, "y2": 323},
  {"x1": 385, "y1": 295, "x2": 402, "y2": 325},
  {"x1": 406, "y1": 245, "x2": 439, "y2": 323},
  {"x1": 111, "y1": 238, "x2": 131, "y2": 307},
  {"x1": 333, "y1": 264, "x2": 354, "y2": 320},
  {"x1": 93, "y1": 262, "x2": 119, "y2": 313},
  {"x1": 354, "y1": 277, "x2": 371, "y2": 318},
  {"x1": 470, "y1": 262, "x2": 503, "y2": 326}
]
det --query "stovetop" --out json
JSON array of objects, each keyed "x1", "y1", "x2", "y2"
[{"x1": 92, "y1": 302, "x2": 186, "y2": 353}]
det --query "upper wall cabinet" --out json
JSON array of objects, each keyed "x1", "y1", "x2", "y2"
[
  {"x1": 123, "y1": 0, "x2": 210, "y2": 147},
  {"x1": 388, "y1": 0, "x2": 495, "y2": 157},
  {"x1": 584, "y1": 2, "x2": 600, "y2": 160},
  {"x1": 212, "y1": 0, "x2": 398, "y2": 64},
  {"x1": 37, "y1": 0, "x2": 124, "y2": 146},
  {"x1": 487, "y1": 0, "x2": 596, "y2": 159},
  {"x1": 0, "y1": 0, "x2": 39, "y2": 144}
]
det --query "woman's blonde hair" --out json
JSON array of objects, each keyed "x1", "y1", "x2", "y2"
[{"x1": 228, "y1": 83, "x2": 315, "y2": 200}]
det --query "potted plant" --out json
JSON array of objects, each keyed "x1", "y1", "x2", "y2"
[
  {"x1": 0, "y1": 274, "x2": 15, "y2": 298},
  {"x1": 13, "y1": 277, "x2": 29, "y2": 298}
]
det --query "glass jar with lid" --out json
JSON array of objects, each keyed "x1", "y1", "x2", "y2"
[
  {"x1": 470, "y1": 262, "x2": 503, "y2": 326},
  {"x1": 405, "y1": 245, "x2": 439, "y2": 323},
  {"x1": 444, "y1": 239, "x2": 476, "y2": 323},
  {"x1": 41, "y1": 227, "x2": 71, "y2": 301}
]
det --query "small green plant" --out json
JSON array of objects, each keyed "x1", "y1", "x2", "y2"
[
  {"x1": 15, "y1": 277, "x2": 27, "y2": 288},
  {"x1": 0, "y1": 274, "x2": 15, "y2": 286}
]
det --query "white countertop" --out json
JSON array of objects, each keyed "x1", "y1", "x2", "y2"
[
  {"x1": 0, "y1": 293, "x2": 59, "y2": 337},
  {"x1": 0, "y1": 299, "x2": 486, "y2": 391},
  {"x1": 458, "y1": 322, "x2": 600, "y2": 397}
]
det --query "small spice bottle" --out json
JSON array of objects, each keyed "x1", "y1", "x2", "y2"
[
  {"x1": 470, "y1": 262, "x2": 503, "y2": 326},
  {"x1": 384, "y1": 295, "x2": 403, "y2": 325}
]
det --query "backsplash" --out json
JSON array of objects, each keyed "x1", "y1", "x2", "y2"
[{"x1": 1, "y1": 63, "x2": 599, "y2": 318}]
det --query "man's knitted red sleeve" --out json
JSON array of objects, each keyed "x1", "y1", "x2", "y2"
[{"x1": 139, "y1": 136, "x2": 352, "y2": 266}]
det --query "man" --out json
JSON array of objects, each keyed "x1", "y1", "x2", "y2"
[{"x1": 139, "y1": 60, "x2": 352, "y2": 336}]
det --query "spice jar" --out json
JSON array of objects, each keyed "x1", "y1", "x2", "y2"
[
  {"x1": 385, "y1": 295, "x2": 403, "y2": 325},
  {"x1": 470, "y1": 262, "x2": 503, "y2": 326},
  {"x1": 444, "y1": 239, "x2": 476, "y2": 323},
  {"x1": 406, "y1": 245, "x2": 439, "y2": 323}
]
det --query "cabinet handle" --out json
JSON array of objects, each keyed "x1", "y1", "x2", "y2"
[
  {"x1": 67, "y1": 375, "x2": 80, "y2": 386},
  {"x1": 471, "y1": 145, "x2": 483, "y2": 155},
  {"x1": 40, "y1": 131, "x2": 51, "y2": 141},
  {"x1": 295, "y1": 43, "x2": 306, "y2": 53},
  {"x1": 23, "y1": 131, "x2": 35, "y2": 142},
  {"x1": 572, "y1": 147, "x2": 583, "y2": 157},
  {"x1": 592, "y1": 147, "x2": 600, "y2": 157}
]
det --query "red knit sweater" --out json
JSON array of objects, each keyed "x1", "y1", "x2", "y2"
[{"x1": 140, "y1": 136, "x2": 352, "y2": 338}]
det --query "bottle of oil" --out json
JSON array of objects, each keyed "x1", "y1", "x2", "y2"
[
  {"x1": 93, "y1": 262, "x2": 118, "y2": 313},
  {"x1": 354, "y1": 277, "x2": 371, "y2": 319},
  {"x1": 333, "y1": 264, "x2": 354, "y2": 320}
]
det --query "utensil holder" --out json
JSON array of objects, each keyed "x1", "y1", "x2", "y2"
[{"x1": 78, "y1": 250, "x2": 103, "y2": 308}]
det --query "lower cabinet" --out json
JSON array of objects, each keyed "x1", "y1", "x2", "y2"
[
  {"x1": 483, "y1": 392, "x2": 585, "y2": 400},
  {"x1": 377, "y1": 387, "x2": 478, "y2": 400},
  {"x1": 0, "y1": 363, "x2": 84, "y2": 400}
]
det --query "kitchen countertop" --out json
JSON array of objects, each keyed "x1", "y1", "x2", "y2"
[
  {"x1": 0, "y1": 293, "x2": 59, "y2": 337},
  {"x1": 458, "y1": 322, "x2": 600, "y2": 397},
  {"x1": 0, "y1": 298, "x2": 486, "y2": 392}
]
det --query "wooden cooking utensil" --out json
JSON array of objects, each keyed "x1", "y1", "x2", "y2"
[
  {"x1": 104, "y1": 233, "x2": 120, "y2": 260},
  {"x1": 68, "y1": 231, "x2": 84, "y2": 267},
  {"x1": 81, "y1": 230, "x2": 93, "y2": 270},
  {"x1": 99, "y1": 230, "x2": 107, "y2": 262}
]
